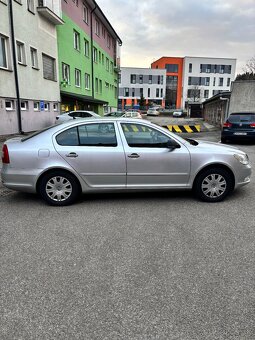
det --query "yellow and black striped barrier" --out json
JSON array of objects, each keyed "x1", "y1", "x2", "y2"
[{"x1": 163, "y1": 125, "x2": 201, "y2": 133}]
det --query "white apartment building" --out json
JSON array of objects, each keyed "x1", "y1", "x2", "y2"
[
  {"x1": 0, "y1": 0, "x2": 63, "y2": 135},
  {"x1": 119, "y1": 67, "x2": 166, "y2": 109},
  {"x1": 183, "y1": 56, "x2": 236, "y2": 107}
]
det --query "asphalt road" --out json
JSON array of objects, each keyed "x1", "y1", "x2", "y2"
[{"x1": 1, "y1": 129, "x2": 255, "y2": 339}]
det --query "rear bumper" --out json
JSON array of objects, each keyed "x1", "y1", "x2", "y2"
[{"x1": 222, "y1": 130, "x2": 255, "y2": 140}]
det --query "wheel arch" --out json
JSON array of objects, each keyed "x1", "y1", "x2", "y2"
[
  {"x1": 36, "y1": 167, "x2": 82, "y2": 194},
  {"x1": 192, "y1": 163, "x2": 235, "y2": 190}
]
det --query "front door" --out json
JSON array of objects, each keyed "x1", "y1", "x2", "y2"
[{"x1": 118, "y1": 122, "x2": 190, "y2": 188}]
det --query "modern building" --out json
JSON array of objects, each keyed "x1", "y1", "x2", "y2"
[
  {"x1": 151, "y1": 56, "x2": 236, "y2": 115},
  {"x1": 118, "y1": 67, "x2": 166, "y2": 110},
  {"x1": 0, "y1": 0, "x2": 63, "y2": 135},
  {"x1": 151, "y1": 57, "x2": 183, "y2": 110},
  {"x1": 58, "y1": 0, "x2": 122, "y2": 115}
]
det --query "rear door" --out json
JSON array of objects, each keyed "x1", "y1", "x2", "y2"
[{"x1": 53, "y1": 121, "x2": 126, "y2": 188}]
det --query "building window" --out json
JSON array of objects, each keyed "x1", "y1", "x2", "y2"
[
  {"x1": 110, "y1": 61, "x2": 113, "y2": 74},
  {"x1": 93, "y1": 47, "x2": 98, "y2": 62},
  {"x1": 72, "y1": 0, "x2": 78, "y2": 6},
  {"x1": 105, "y1": 82, "x2": 109, "y2": 89},
  {"x1": 42, "y1": 54, "x2": 56, "y2": 81},
  {"x1": 16, "y1": 41, "x2": 26, "y2": 65},
  {"x1": 85, "y1": 73, "x2": 90, "y2": 89},
  {"x1": 140, "y1": 88, "x2": 143, "y2": 97},
  {"x1": 157, "y1": 75, "x2": 160, "y2": 84},
  {"x1": 107, "y1": 34, "x2": 111, "y2": 49},
  {"x1": 106, "y1": 57, "x2": 109, "y2": 71},
  {"x1": 0, "y1": 35, "x2": 8, "y2": 69},
  {"x1": 44, "y1": 102, "x2": 49, "y2": 111},
  {"x1": 188, "y1": 77, "x2": 191, "y2": 85},
  {"x1": 62, "y1": 63, "x2": 70, "y2": 84},
  {"x1": 27, "y1": 0, "x2": 35, "y2": 13},
  {"x1": 206, "y1": 64, "x2": 211, "y2": 73},
  {"x1": 220, "y1": 65, "x2": 225, "y2": 74},
  {"x1": 227, "y1": 78, "x2": 231, "y2": 86},
  {"x1": 84, "y1": 39, "x2": 89, "y2": 57},
  {"x1": 75, "y1": 69, "x2": 81, "y2": 87},
  {"x1": 21, "y1": 101, "x2": 28, "y2": 110},
  {"x1": 34, "y1": 101, "x2": 39, "y2": 111},
  {"x1": 102, "y1": 53, "x2": 104, "y2": 65},
  {"x1": 131, "y1": 74, "x2": 136, "y2": 84},
  {"x1": 139, "y1": 75, "x2": 143, "y2": 84},
  {"x1": 148, "y1": 88, "x2": 150, "y2": 97},
  {"x1": 95, "y1": 77, "x2": 98, "y2": 93},
  {"x1": 124, "y1": 88, "x2": 129, "y2": 97},
  {"x1": 99, "y1": 79, "x2": 102, "y2": 94},
  {"x1": 165, "y1": 64, "x2": 178, "y2": 73},
  {"x1": 189, "y1": 63, "x2": 192, "y2": 73},
  {"x1": 83, "y1": 4, "x2": 89, "y2": 23},
  {"x1": 156, "y1": 88, "x2": 159, "y2": 97},
  {"x1": 160, "y1": 88, "x2": 163, "y2": 97},
  {"x1": 148, "y1": 75, "x2": 152, "y2": 84},
  {"x1": 30, "y1": 47, "x2": 38, "y2": 69},
  {"x1": 118, "y1": 73, "x2": 121, "y2": 84},
  {"x1": 227, "y1": 65, "x2": 232, "y2": 74},
  {"x1": 74, "y1": 30, "x2": 80, "y2": 51},
  {"x1": 213, "y1": 77, "x2": 216, "y2": 86},
  {"x1": 132, "y1": 88, "x2": 135, "y2": 97},
  {"x1": 5, "y1": 100, "x2": 14, "y2": 111},
  {"x1": 95, "y1": 19, "x2": 100, "y2": 36},
  {"x1": 205, "y1": 77, "x2": 210, "y2": 86},
  {"x1": 204, "y1": 90, "x2": 209, "y2": 98},
  {"x1": 102, "y1": 26, "x2": 106, "y2": 38},
  {"x1": 219, "y1": 78, "x2": 224, "y2": 86}
]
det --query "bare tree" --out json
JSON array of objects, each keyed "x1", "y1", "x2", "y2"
[
  {"x1": 244, "y1": 56, "x2": 255, "y2": 73},
  {"x1": 187, "y1": 85, "x2": 201, "y2": 102}
]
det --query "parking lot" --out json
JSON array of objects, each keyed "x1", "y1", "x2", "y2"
[{"x1": 1, "y1": 125, "x2": 255, "y2": 339}]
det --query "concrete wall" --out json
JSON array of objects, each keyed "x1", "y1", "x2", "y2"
[
  {"x1": 203, "y1": 99, "x2": 228, "y2": 127},
  {"x1": 228, "y1": 80, "x2": 255, "y2": 114}
]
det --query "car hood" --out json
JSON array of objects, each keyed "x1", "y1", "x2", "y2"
[{"x1": 186, "y1": 139, "x2": 245, "y2": 154}]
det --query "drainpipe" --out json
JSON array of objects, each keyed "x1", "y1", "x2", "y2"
[
  {"x1": 90, "y1": 4, "x2": 97, "y2": 102},
  {"x1": 9, "y1": 0, "x2": 23, "y2": 134}
]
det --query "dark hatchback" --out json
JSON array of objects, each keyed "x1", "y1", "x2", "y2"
[{"x1": 221, "y1": 112, "x2": 255, "y2": 143}]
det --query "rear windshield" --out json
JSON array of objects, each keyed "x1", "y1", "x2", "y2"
[
  {"x1": 228, "y1": 114, "x2": 255, "y2": 123},
  {"x1": 21, "y1": 125, "x2": 56, "y2": 142}
]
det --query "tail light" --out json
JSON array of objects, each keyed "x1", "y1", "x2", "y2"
[
  {"x1": 223, "y1": 122, "x2": 232, "y2": 128},
  {"x1": 2, "y1": 144, "x2": 10, "y2": 164},
  {"x1": 250, "y1": 123, "x2": 255, "y2": 127}
]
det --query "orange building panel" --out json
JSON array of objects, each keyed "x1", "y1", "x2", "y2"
[{"x1": 151, "y1": 57, "x2": 183, "y2": 109}]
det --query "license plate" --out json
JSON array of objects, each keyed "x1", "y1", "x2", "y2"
[{"x1": 234, "y1": 132, "x2": 247, "y2": 135}]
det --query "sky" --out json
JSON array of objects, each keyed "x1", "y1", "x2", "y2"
[{"x1": 96, "y1": 0, "x2": 255, "y2": 74}]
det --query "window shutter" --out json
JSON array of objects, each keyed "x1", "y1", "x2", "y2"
[{"x1": 42, "y1": 54, "x2": 56, "y2": 81}]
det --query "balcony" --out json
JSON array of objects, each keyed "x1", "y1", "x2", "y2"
[{"x1": 37, "y1": 0, "x2": 64, "y2": 25}]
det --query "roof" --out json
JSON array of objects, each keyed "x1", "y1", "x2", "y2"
[{"x1": 202, "y1": 91, "x2": 231, "y2": 105}]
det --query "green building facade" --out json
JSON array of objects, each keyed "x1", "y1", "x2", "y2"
[{"x1": 57, "y1": 0, "x2": 122, "y2": 115}]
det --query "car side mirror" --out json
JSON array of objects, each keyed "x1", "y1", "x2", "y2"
[{"x1": 166, "y1": 140, "x2": 181, "y2": 150}]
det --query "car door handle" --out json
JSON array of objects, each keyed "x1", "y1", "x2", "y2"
[
  {"x1": 66, "y1": 152, "x2": 78, "y2": 158},
  {"x1": 127, "y1": 153, "x2": 140, "y2": 158}
]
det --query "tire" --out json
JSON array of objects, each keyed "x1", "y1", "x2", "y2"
[
  {"x1": 221, "y1": 137, "x2": 227, "y2": 144},
  {"x1": 39, "y1": 171, "x2": 80, "y2": 206},
  {"x1": 193, "y1": 168, "x2": 234, "y2": 202}
]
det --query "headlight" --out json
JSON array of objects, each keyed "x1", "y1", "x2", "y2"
[{"x1": 234, "y1": 153, "x2": 249, "y2": 165}]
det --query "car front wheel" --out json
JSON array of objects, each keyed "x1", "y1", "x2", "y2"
[
  {"x1": 193, "y1": 168, "x2": 234, "y2": 202},
  {"x1": 39, "y1": 171, "x2": 80, "y2": 206}
]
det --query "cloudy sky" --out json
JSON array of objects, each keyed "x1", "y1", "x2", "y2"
[{"x1": 96, "y1": 0, "x2": 255, "y2": 74}]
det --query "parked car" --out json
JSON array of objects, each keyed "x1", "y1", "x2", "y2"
[
  {"x1": 104, "y1": 111, "x2": 126, "y2": 117},
  {"x1": 221, "y1": 112, "x2": 255, "y2": 143},
  {"x1": 173, "y1": 110, "x2": 184, "y2": 117},
  {"x1": 55, "y1": 110, "x2": 100, "y2": 123},
  {"x1": 2, "y1": 118, "x2": 251, "y2": 206},
  {"x1": 104, "y1": 111, "x2": 142, "y2": 119},
  {"x1": 147, "y1": 107, "x2": 160, "y2": 116}
]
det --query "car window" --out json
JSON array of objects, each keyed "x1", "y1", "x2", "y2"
[
  {"x1": 121, "y1": 123, "x2": 172, "y2": 148},
  {"x1": 56, "y1": 127, "x2": 79, "y2": 146},
  {"x1": 78, "y1": 123, "x2": 117, "y2": 146},
  {"x1": 229, "y1": 115, "x2": 255, "y2": 123},
  {"x1": 80, "y1": 112, "x2": 93, "y2": 118}
]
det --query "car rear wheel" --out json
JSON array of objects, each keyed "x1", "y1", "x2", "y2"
[
  {"x1": 221, "y1": 137, "x2": 227, "y2": 143},
  {"x1": 39, "y1": 171, "x2": 80, "y2": 206},
  {"x1": 193, "y1": 168, "x2": 234, "y2": 202}
]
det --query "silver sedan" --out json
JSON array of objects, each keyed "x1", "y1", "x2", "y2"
[{"x1": 1, "y1": 118, "x2": 252, "y2": 206}]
